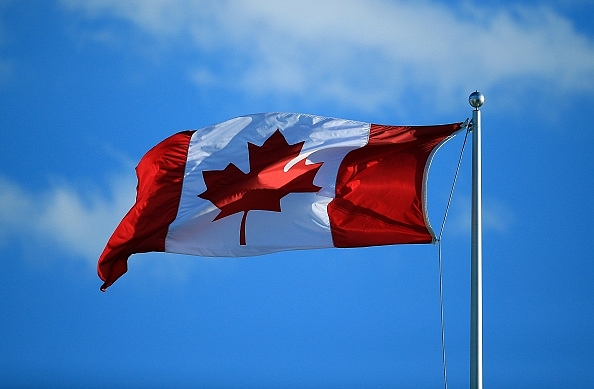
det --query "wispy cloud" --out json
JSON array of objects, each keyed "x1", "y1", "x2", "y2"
[
  {"x1": 444, "y1": 195, "x2": 515, "y2": 237},
  {"x1": 0, "y1": 174, "x2": 135, "y2": 265},
  {"x1": 60, "y1": 0, "x2": 594, "y2": 112},
  {"x1": 0, "y1": 173, "x2": 206, "y2": 288}
]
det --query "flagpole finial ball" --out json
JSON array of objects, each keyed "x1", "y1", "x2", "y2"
[{"x1": 469, "y1": 91, "x2": 484, "y2": 109}]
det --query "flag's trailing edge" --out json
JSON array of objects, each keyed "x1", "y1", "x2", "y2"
[{"x1": 98, "y1": 113, "x2": 463, "y2": 291}]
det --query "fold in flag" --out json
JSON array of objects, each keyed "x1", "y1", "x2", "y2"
[{"x1": 99, "y1": 113, "x2": 463, "y2": 291}]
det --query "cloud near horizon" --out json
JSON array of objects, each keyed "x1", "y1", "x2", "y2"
[{"x1": 60, "y1": 0, "x2": 594, "y2": 112}]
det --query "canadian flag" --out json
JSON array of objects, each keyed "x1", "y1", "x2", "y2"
[{"x1": 98, "y1": 113, "x2": 463, "y2": 290}]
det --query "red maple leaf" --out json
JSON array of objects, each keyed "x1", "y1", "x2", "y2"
[{"x1": 198, "y1": 129, "x2": 323, "y2": 245}]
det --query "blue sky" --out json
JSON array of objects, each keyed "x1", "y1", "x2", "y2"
[{"x1": 1, "y1": 0, "x2": 593, "y2": 387}]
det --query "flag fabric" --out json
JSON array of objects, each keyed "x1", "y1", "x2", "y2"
[{"x1": 98, "y1": 113, "x2": 463, "y2": 291}]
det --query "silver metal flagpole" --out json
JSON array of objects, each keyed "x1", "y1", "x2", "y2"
[{"x1": 469, "y1": 91, "x2": 484, "y2": 389}]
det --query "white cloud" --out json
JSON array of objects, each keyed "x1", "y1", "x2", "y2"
[
  {"x1": 444, "y1": 195, "x2": 515, "y2": 237},
  {"x1": 0, "y1": 174, "x2": 205, "y2": 288},
  {"x1": 60, "y1": 0, "x2": 594, "y2": 111},
  {"x1": 0, "y1": 174, "x2": 135, "y2": 265}
]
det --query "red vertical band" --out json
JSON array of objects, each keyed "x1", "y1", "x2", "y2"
[
  {"x1": 328, "y1": 123, "x2": 461, "y2": 247},
  {"x1": 97, "y1": 130, "x2": 194, "y2": 291}
]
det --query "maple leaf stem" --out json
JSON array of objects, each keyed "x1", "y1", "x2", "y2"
[{"x1": 240, "y1": 211, "x2": 248, "y2": 245}]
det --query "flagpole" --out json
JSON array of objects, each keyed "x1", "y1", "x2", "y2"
[{"x1": 469, "y1": 91, "x2": 484, "y2": 389}]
